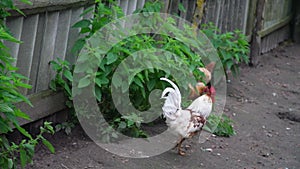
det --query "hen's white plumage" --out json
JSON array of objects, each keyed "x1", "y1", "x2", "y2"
[{"x1": 160, "y1": 77, "x2": 214, "y2": 155}]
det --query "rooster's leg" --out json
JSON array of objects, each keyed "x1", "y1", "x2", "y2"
[
  {"x1": 177, "y1": 137, "x2": 186, "y2": 156},
  {"x1": 172, "y1": 137, "x2": 182, "y2": 150}
]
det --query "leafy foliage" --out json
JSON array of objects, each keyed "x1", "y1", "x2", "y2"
[
  {"x1": 50, "y1": 58, "x2": 77, "y2": 135},
  {"x1": 112, "y1": 113, "x2": 147, "y2": 138},
  {"x1": 203, "y1": 114, "x2": 236, "y2": 137},
  {"x1": 0, "y1": 122, "x2": 55, "y2": 169},
  {"x1": 202, "y1": 23, "x2": 250, "y2": 77},
  {"x1": 69, "y1": 1, "x2": 209, "y2": 142},
  {"x1": 0, "y1": 1, "x2": 54, "y2": 168}
]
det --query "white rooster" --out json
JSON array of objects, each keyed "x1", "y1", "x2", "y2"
[{"x1": 160, "y1": 77, "x2": 215, "y2": 155}]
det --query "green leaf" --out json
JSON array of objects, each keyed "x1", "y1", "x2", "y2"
[
  {"x1": 127, "y1": 120, "x2": 134, "y2": 127},
  {"x1": 71, "y1": 38, "x2": 86, "y2": 54},
  {"x1": 15, "y1": 81, "x2": 32, "y2": 89},
  {"x1": 80, "y1": 6, "x2": 94, "y2": 17},
  {"x1": 20, "y1": 148, "x2": 27, "y2": 168},
  {"x1": 112, "y1": 74, "x2": 122, "y2": 88},
  {"x1": 80, "y1": 27, "x2": 91, "y2": 34},
  {"x1": 72, "y1": 19, "x2": 91, "y2": 28},
  {"x1": 95, "y1": 76, "x2": 109, "y2": 87},
  {"x1": 0, "y1": 103, "x2": 14, "y2": 113},
  {"x1": 42, "y1": 138, "x2": 55, "y2": 153},
  {"x1": 15, "y1": 124, "x2": 32, "y2": 139},
  {"x1": 111, "y1": 132, "x2": 118, "y2": 138},
  {"x1": 64, "y1": 83, "x2": 72, "y2": 97},
  {"x1": 78, "y1": 76, "x2": 91, "y2": 88},
  {"x1": 7, "y1": 158, "x2": 13, "y2": 169},
  {"x1": 19, "y1": 0, "x2": 33, "y2": 5},
  {"x1": 24, "y1": 143, "x2": 35, "y2": 157},
  {"x1": 0, "y1": 28, "x2": 21, "y2": 43},
  {"x1": 0, "y1": 118, "x2": 11, "y2": 133},
  {"x1": 66, "y1": 100, "x2": 73, "y2": 108},
  {"x1": 50, "y1": 61, "x2": 61, "y2": 72},
  {"x1": 146, "y1": 79, "x2": 156, "y2": 91},
  {"x1": 63, "y1": 69, "x2": 73, "y2": 82},
  {"x1": 118, "y1": 121, "x2": 126, "y2": 129},
  {"x1": 14, "y1": 109, "x2": 31, "y2": 120},
  {"x1": 106, "y1": 52, "x2": 118, "y2": 65},
  {"x1": 49, "y1": 80, "x2": 57, "y2": 91},
  {"x1": 133, "y1": 77, "x2": 143, "y2": 88},
  {"x1": 94, "y1": 86, "x2": 102, "y2": 101},
  {"x1": 178, "y1": 3, "x2": 186, "y2": 13},
  {"x1": 65, "y1": 126, "x2": 72, "y2": 135}
]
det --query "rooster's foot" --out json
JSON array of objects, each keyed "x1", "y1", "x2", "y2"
[{"x1": 178, "y1": 149, "x2": 186, "y2": 156}]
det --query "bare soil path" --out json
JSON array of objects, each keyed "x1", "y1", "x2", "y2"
[{"x1": 26, "y1": 43, "x2": 300, "y2": 169}]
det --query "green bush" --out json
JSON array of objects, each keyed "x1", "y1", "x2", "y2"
[
  {"x1": 52, "y1": 1, "x2": 248, "y2": 141},
  {"x1": 202, "y1": 23, "x2": 250, "y2": 77}
]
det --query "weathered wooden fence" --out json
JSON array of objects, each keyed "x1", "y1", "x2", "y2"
[
  {"x1": 6, "y1": 0, "x2": 95, "y2": 126},
  {"x1": 259, "y1": 0, "x2": 293, "y2": 53},
  {"x1": 5, "y1": 0, "x2": 294, "y2": 126}
]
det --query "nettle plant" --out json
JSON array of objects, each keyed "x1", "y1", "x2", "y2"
[
  {"x1": 201, "y1": 23, "x2": 250, "y2": 77},
  {"x1": 52, "y1": 1, "x2": 248, "y2": 141},
  {"x1": 0, "y1": 0, "x2": 55, "y2": 168}
]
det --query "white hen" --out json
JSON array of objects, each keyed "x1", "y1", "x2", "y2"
[{"x1": 160, "y1": 77, "x2": 215, "y2": 155}]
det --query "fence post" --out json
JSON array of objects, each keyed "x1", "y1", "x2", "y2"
[
  {"x1": 249, "y1": 0, "x2": 265, "y2": 66},
  {"x1": 293, "y1": 0, "x2": 300, "y2": 43}
]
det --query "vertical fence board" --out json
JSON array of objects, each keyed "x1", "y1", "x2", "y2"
[
  {"x1": 242, "y1": 0, "x2": 250, "y2": 33},
  {"x1": 54, "y1": 10, "x2": 72, "y2": 61},
  {"x1": 186, "y1": 0, "x2": 196, "y2": 22},
  {"x1": 127, "y1": 0, "x2": 137, "y2": 15},
  {"x1": 178, "y1": 0, "x2": 188, "y2": 28},
  {"x1": 4, "y1": 17, "x2": 23, "y2": 66},
  {"x1": 36, "y1": 11, "x2": 59, "y2": 92},
  {"x1": 120, "y1": 0, "x2": 129, "y2": 15},
  {"x1": 169, "y1": 0, "x2": 179, "y2": 15},
  {"x1": 239, "y1": 0, "x2": 244, "y2": 31},
  {"x1": 217, "y1": 0, "x2": 225, "y2": 30},
  {"x1": 180, "y1": 0, "x2": 188, "y2": 20},
  {"x1": 228, "y1": 0, "x2": 235, "y2": 31},
  {"x1": 223, "y1": 0, "x2": 229, "y2": 31},
  {"x1": 259, "y1": 0, "x2": 293, "y2": 53},
  {"x1": 28, "y1": 13, "x2": 45, "y2": 94},
  {"x1": 16, "y1": 14, "x2": 39, "y2": 95},
  {"x1": 137, "y1": 0, "x2": 145, "y2": 9},
  {"x1": 65, "y1": 7, "x2": 84, "y2": 64}
]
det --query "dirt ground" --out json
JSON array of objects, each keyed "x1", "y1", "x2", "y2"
[{"x1": 25, "y1": 43, "x2": 300, "y2": 169}]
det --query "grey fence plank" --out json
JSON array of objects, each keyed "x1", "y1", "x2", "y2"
[
  {"x1": 54, "y1": 10, "x2": 72, "y2": 61},
  {"x1": 169, "y1": 0, "x2": 179, "y2": 15},
  {"x1": 65, "y1": 7, "x2": 84, "y2": 64},
  {"x1": 127, "y1": 0, "x2": 137, "y2": 15},
  {"x1": 223, "y1": 0, "x2": 229, "y2": 31},
  {"x1": 186, "y1": 0, "x2": 196, "y2": 22},
  {"x1": 217, "y1": 0, "x2": 225, "y2": 30},
  {"x1": 4, "y1": 17, "x2": 23, "y2": 66},
  {"x1": 227, "y1": 0, "x2": 235, "y2": 31},
  {"x1": 16, "y1": 14, "x2": 39, "y2": 95},
  {"x1": 136, "y1": 0, "x2": 145, "y2": 9},
  {"x1": 242, "y1": 0, "x2": 250, "y2": 33},
  {"x1": 28, "y1": 13, "x2": 45, "y2": 94},
  {"x1": 179, "y1": 0, "x2": 188, "y2": 28},
  {"x1": 36, "y1": 11, "x2": 59, "y2": 92},
  {"x1": 180, "y1": 0, "x2": 188, "y2": 19},
  {"x1": 120, "y1": 0, "x2": 129, "y2": 15}
]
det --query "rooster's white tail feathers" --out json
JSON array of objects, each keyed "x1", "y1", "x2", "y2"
[{"x1": 160, "y1": 78, "x2": 182, "y2": 120}]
